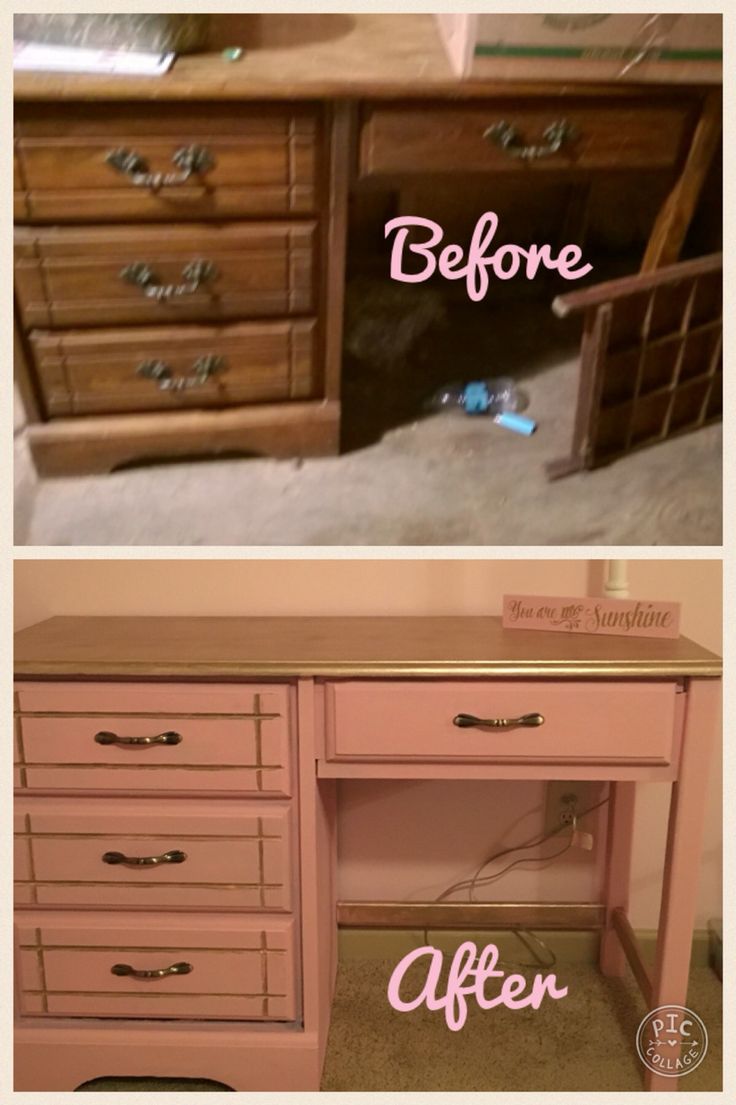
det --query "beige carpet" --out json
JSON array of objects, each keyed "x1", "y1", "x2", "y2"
[
  {"x1": 15, "y1": 355, "x2": 721, "y2": 547},
  {"x1": 321, "y1": 959, "x2": 721, "y2": 1092},
  {"x1": 76, "y1": 959, "x2": 721, "y2": 1092}
]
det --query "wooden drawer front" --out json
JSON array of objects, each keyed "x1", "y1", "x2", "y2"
[
  {"x1": 14, "y1": 222, "x2": 316, "y2": 328},
  {"x1": 14, "y1": 682, "x2": 291, "y2": 795},
  {"x1": 31, "y1": 320, "x2": 319, "y2": 417},
  {"x1": 360, "y1": 101, "x2": 692, "y2": 176},
  {"x1": 14, "y1": 103, "x2": 319, "y2": 222},
  {"x1": 14, "y1": 797, "x2": 294, "y2": 911},
  {"x1": 326, "y1": 680, "x2": 678, "y2": 765},
  {"x1": 16, "y1": 911, "x2": 298, "y2": 1021}
]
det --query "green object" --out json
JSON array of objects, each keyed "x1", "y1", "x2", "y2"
[
  {"x1": 222, "y1": 46, "x2": 244, "y2": 62},
  {"x1": 474, "y1": 44, "x2": 722, "y2": 61}
]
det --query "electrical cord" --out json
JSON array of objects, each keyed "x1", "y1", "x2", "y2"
[
  {"x1": 429, "y1": 795, "x2": 610, "y2": 970},
  {"x1": 436, "y1": 795, "x2": 610, "y2": 903}
]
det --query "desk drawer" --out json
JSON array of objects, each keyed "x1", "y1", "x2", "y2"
[
  {"x1": 14, "y1": 682, "x2": 292, "y2": 795},
  {"x1": 326, "y1": 680, "x2": 678, "y2": 765},
  {"x1": 14, "y1": 221, "x2": 316, "y2": 328},
  {"x1": 14, "y1": 796, "x2": 294, "y2": 911},
  {"x1": 15, "y1": 103, "x2": 319, "y2": 222},
  {"x1": 31, "y1": 320, "x2": 319, "y2": 416},
  {"x1": 360, "y1": 101, "x2": 692, "y2": 176},
  {"x1": 16, "y1": 911, "x2": 298, "y2": 1021}
]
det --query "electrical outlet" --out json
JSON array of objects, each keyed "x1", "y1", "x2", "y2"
[{"x1": 544, "y1": 781, "x2": 602, "y2": 838}]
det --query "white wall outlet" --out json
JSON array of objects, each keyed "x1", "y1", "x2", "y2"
[{"x1": 544, "y1": 781, "x2": 603, "y2": 838}]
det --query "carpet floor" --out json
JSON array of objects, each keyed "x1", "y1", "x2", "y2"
[
  {"x1": 76, "y1": 961, "x2": 721, "y2": 1092},
  {"x1": 15, "y1": 301, "x2": 721, "y2": 546}
]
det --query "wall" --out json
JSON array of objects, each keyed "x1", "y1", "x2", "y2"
[{"x1": 14, "y1": 558, "x2": 722, "y2": 927}]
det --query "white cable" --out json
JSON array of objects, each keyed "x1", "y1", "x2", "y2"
[
  {"x1": 430, "y1": 796, "x2": 610, "y2": 969},
  {"x1": 436, "y1": 796, "x2": 609, "y2": 903}
]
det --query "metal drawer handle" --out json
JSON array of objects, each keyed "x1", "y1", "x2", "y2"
[
  {"x1": 102, "y1": 849, "x2": 187, "y2": 867},
  {"x1": 120, "y1": 259, "x2": 218, "y2": 301},
  {"x1": 137, "y1": 354, "x2": 225, "y2": 391},
  {"x1": 484, "y1": 120, "x2": 577, "y2": 161},
  {"x1": 94, "y1": 730, "x2": 182, "y2": 747},
  {"x1": 105, "y1": 144, "x2": 215, "y2": 189},
  {"x1": 111, "y1": 961, "x2": 193, "y2": 980},
  {"x1": 453, "y1": 712, "x2": 545, "y2": 730}
]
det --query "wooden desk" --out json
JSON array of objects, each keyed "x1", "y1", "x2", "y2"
[
  {"x1": 14, "y1": 615, "x2": 721, "y2": 1091},
  {"x1": 13, "y1": 15, "x2": 721, "y2": 474}
]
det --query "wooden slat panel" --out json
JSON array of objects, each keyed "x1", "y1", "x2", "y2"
[{"x1": 548, "y1": 255, "x2": 721, "y2": 477}]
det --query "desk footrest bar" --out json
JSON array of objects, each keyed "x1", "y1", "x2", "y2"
[
  {"x1": 337, "y1": 901, "x2": 604, "y2": 930},
  {"x1": 612, "y1": 906, "x2": 653, "y2": 1004}
]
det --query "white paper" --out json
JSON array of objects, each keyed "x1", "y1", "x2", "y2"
[{"x1": 13, "y1": 40, "x2": 175, "y2": 75}]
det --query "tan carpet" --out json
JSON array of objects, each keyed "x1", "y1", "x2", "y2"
[
  {"x1": 15, "y1": 358, "x2": 722, "y2": 547},
  {"x1": 321, "y1": 960, "x2": 722, "y2": 1092}
]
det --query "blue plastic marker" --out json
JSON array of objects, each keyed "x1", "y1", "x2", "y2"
[{"x1": 494, "y1": 410, "x2": 537, "y2": 436}]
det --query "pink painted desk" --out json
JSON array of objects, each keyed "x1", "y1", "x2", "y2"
[{"x1": 13, "y1": 616, "x2": 721, "y2": 1092}]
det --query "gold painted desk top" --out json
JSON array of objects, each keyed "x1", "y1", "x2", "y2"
[{"x1": 14, "y1": 616, "x2": 722, "y2": 679}]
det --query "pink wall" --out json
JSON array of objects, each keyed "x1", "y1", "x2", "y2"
[{"x1": 14, "y1": 558, "x2": 722, "y2": 927}]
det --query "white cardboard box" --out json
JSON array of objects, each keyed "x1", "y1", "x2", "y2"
[{"x1": 437, "y1": 13, "x2": 722, "y2": 84}]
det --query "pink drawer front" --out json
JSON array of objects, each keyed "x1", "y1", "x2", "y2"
[
  {"x1": 14, "y1": 681, "x2": 291, "y2": 795},
  {"x1": 14, "y1": 796, "x2": 294, "y2": 911},
  {"x1": 326, "y1": 680, "x2": 679, "y2": 765},
  {"x1": 16, "y1": 910, "x2": 298, "y2": 1021}
]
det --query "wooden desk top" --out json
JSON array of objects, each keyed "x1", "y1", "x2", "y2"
[
  {"x1": 14, "y1": 616, "x2": 721, "y2": 679},
  {"x1": 14, "y1": 14, "x2": 714, "y2": 102}
]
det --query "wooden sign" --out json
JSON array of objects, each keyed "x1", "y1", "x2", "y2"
[{"x1": 502, "y1": 594, "x2": 680, "y2": 639}]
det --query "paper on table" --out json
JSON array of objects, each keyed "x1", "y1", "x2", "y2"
[{"x1": 13, "y1": 40, "x2": 175, "y2": 75}]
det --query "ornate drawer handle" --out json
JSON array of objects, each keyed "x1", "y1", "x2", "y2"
[
  {"x1": 102, "y1": 849, "x2": 187, "y2": 867},
  {"x1": 120, "y1": 259, "x2": 218, "y2": 301},
  {"x1": 105, "y1": 144, "x2": 215, "y2": 189},
  {"x1": 111, "y1": 961, "x2": 193, "y2": 980},
  {"x1": 453, "y1": 712, "x2": 545, "y2": 730},
  {"x1": 94, "y1": 730, "x2": 182, "y2": 747},
  {"x1": 137, "y1": 354, "x2": 225, "y2": 391},
  {"x1": 484, "y1": 120, "x2": 577, "y2": 161}
]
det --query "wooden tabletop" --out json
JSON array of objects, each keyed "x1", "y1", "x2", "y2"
[
  {"x1": 13, "y1": 14, "x2": 714, "y2": 102},
  {"x1": 14, "y1": 616, "x2": 722, "y2": 679}
]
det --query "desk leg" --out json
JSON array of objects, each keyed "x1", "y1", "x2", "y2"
[
  {"x1": 644, "y1": 679, "x2": 719, "y2": 1092},
  {"x1": 600, "y1": 781, "x2": 636, "y2": 976}
]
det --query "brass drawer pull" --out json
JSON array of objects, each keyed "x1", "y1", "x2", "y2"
[
  {"x1": 137, "y1": 354, "x2": 225, "y2": 391},
  {"x1": 94, "y1": 730, "x2": 182, "y2": 747},
  {"x1": 102, "y1": 849, "x2": 187, "y2": 867},
  {"x1": 453, "y1": 712, "x2": 545, "y2": 730},
  {"x1": 120, "y1": 259, "x2": 218, "y2": 301},
  {"x1": 111, "y1": 961, "x2": 193, "y2": 980},
  {"x1": 484, "y1": 120, "x2": 577, "y2": 161},
  {"x1": 105, "y1": 144, "x2": 215, "y2": 189}
]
